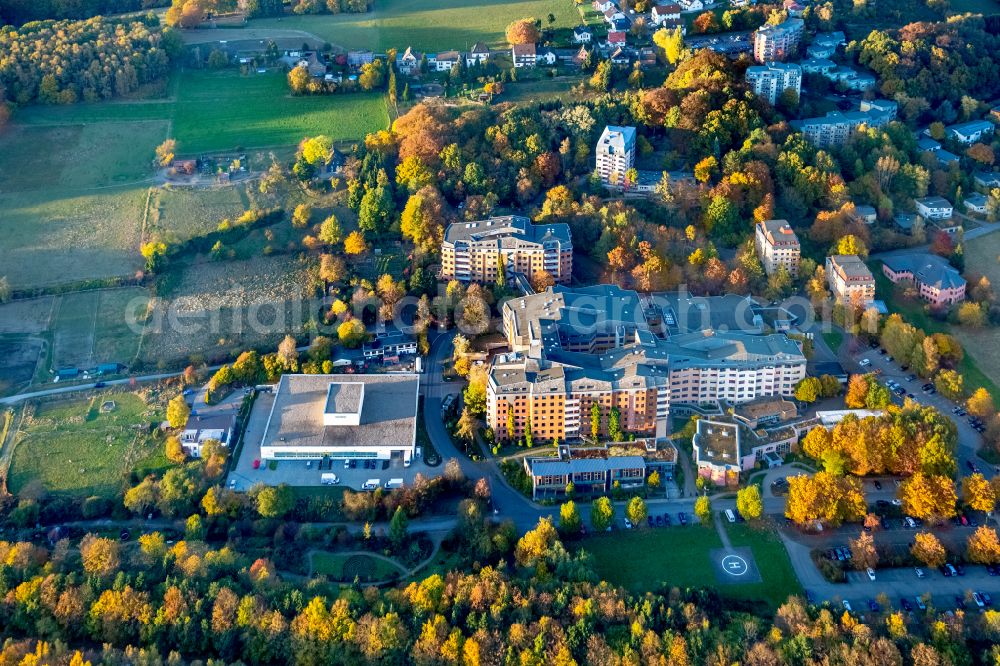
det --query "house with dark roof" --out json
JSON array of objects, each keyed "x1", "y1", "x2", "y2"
[
  {"x1": 964, "y1": 192, "x2": 989, "y2": 216},
  {"x1": 466, "y1": 42, "x2": 490, "y2": 66},
  {"x1": 573, "y1": 25, "x2": 593, "y2": 43},
  {"x1": 881, "y1": 254, "x2": 966, "y2": 307}
]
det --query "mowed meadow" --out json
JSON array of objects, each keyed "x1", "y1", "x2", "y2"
[
  {"x1": 248, "y1": 0, "x2": 581, "y2": 52},
  {"x1": 0, "y1": 68, "x2": 383, "y2": 393}
]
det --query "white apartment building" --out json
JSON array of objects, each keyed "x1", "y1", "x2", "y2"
[
  {"x1": 745, "y1": 62, "x2": 801, "y2": 105},
  {"x1": 596, "y1": 125, "x2": 636, "y2": 188},
  {"x1": 755, "y1": 219, "x2": 801, "y2": 277},
  {"x1": 915, "y1": 196, "x2": 954, "y2": 220},
  {"x1": 791, "y1": 108, "x2": 893, "y2": 148},
  {"x1": 441, "y1": 215, "x2": 573, "y2": 284},
  {"x1": 753, "y1": 17, "x2": 804, "y2": 62},
  {"x1": 826, "y1": 255, "x2": 875, "y2": 306}
]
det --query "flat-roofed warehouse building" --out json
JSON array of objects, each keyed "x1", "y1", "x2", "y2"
[{"x1": 258, "y1": 373, "x2": 420, "y2": 462}]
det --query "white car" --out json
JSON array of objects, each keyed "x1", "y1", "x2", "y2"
[
  {"x1": 624, "y1": 518, "x2": 633, "y2": 530},
  {"x1": 866, "y1": 567, "x2": 876, "y2": 581},
  {"x1": 914, "y1": 567, "x2": 925, "y2": 578},
  {"x1": 842, "y1": 600, "x2": 852, "y2": 611},
  {"x1": 860, "y1": 359, "x2": 871, "y2": 367}
]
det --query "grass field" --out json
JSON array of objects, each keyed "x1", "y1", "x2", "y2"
[
  {"x1": 141, "y1": 254, "x2": 316, "y2": 366},
  {"x1": 0, "y1": 121, "x2": 164, "y2": 289},
  {"x1": 584, "y1": 521, "x2": 801, "y2": 610},
  {"x1": 150, "y1": 186, "x2": 249, "y2": 243},
  {"x1": 312, "y1": 552, "x2": 405, "y2": 581},
  {"x1": 15, "y1": 70, "x2": 389, "y2": 154},
  {"x1": 0, "y1": 289, "x2": 150, "y2": 395},
  {"x1": 249, "y1": 0, "x2": 579, "y2": 52},
  {"x1": 8, "y1": 389, "x2": 166, "y2": 498}
]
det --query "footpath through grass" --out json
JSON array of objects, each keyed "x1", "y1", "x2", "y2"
[{"x1": 583, "y1": 521, "x2": 801, "y2": 610}]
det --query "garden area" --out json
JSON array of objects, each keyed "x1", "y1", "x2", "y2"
[
  {"x1": 311, "y1": 551, "x2": 407, "y2": 582},
  {"x1": 6, "y1": 388, "x2": 169, "y2": 499}
]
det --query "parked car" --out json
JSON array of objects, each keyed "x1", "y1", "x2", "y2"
[
  {"x1": 252, "y1": 459, "x2": 261, "y2": 469},
  {"x1": 873, "y1": 480, "x2": 882, "y2": 490},
  {"x1": 955, "y1": 563, "x2": 965, "y2": 576},
  {"x1": 986, "y1": 563, "x2": 999, "y2": 576},
  {"x1": 655, "y1": 515, "x2": 664, "y2": 527},
  {"x1": 866, "y1": 567, "x2": 876, "y2": 581},
  {"x1": 678, "y1": 512, "x2": 687, "y2": 525},
  {"x1": 868, "y1": 599, "x2": 880, "y2": 612},
  {"x1": 624, "y1": 518, "x2": 633, "y2": 529},
  {"x1": 982, "y1": 592, "x2": 993, "y2": 607},
  {"x1": 842, "y1": 600, "x2": 852, "y2": 612},
  {"x1": 915, "y1": 597, "x2": 926, "y2": 611},
  {"x1": 900, "y1": 598, "x2": 913, "y2": 612},
  {"x1": 663, "y1": 513, "x2": 671, "y2": 526},
  {"x1": 955, "y1": 596, "x2": 966, "y2": 610},
  {"x1": 647, "y1": 516, "x2": 654, "y2": 528},
  {"x1": 914, "y1": 567, "x2": 925, "y2": 579},
  {"x1": 973, "y1": 592, "x2": 986, "y2": 609}
]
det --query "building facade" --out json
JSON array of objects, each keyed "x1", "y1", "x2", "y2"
[
  {"x1": 755, "y1": 219, "x2": 801, "y2": 277},
  {"x1": 441, "y1": 215, "x2": 573, "y2": 284},
  {"x1": 881, "y1": 254, "x2": 966, "y2": 307},
  {"x1": 753, "y1": 17, "x2": 804, "y2": 62},
  {"x1": 745, "y1": 62, "x2": 801, "y2": 105},
  {"x1": 488, "y1": 286, "x2": 807, "y2": 443},
  {"x1": 825, "y1": 255, "x2": 875, "y2": 305},
  {"x1": 596, "y1": 125, "x2": 636, "y2": 187},
  {"x1": 791, "y1": 108, "x2": 892, "y2": 148}
]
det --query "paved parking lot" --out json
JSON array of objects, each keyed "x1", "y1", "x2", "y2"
[
  {"x1": 853, "y1": 345, "x2": 996, "y2": 478},
  {"x1": 226, "y1": 390, "x2": 440, "y2": 491}
]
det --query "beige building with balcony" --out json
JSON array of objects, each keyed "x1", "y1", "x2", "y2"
[
  {"x1": 441, "y1": 215, "x2": 572, "y2": 284},
  {"x1": 755, "y1": 219, "x2": 800, "y2": 277},
  {"x1": 826, "y1": 254, "x2": 875, "y2": 305}
]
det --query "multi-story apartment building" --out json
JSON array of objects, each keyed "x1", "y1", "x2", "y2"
[
  {"x1": 441, "y1": 215, "x2": 573, "y2": 284},
  {"x1": 753, "y1": 17, "x2": 804, "y2": 62},
  {"x1": 745, "y1": 62, "x2": 801, "y2": 105},
  {"x1": 754, "y1": 219, "x2": 801, "y2": 277},
  {"x1": 596, "y1": 125, "x2": 636, "y2": 187},
  {"x1": 488, "y1": 285, "x2": 807, "y2": 443},
  {"x1": 790, "y1": 108, "x2": 893, "y2": 148},
  {"x1": 825, "y1": 254, "x2": 875, "y2": 306}
]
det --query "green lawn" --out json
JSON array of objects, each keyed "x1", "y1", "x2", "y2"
[
  {"x1": 250, "y1": 0, "x2": 580, "y2": 52},
  {"x1": 584, "y1": 521, "x2": 801, "y2": 610},
  {"x1": 821, "y1": 328, "x2": 844, "y2": 355},
  {"x1": 312, "y1": 552, "x2": 405, "y2": 581},
  {"x1": 171, "y1": 71, "x2": 389, "y2": 152},
  {"x1": 13, "y1": 70, "x2": 389, "y2": 154},
  {"x1": 8, "y1": 391, "x2": 165, "y2": 498}
]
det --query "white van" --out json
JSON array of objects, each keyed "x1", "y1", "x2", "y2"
[
  {"x1": 725, "y1": 509, "x2": 736, "y2": 523},
  {"x1": 321, "y1": 473, "x2": 339, "y2": 485},
  {"x1": 362, "y1": 479, "x2": 381, "y2": 491},
  {"x1": 385, "y1": 478, "x2": 404, "y2": 490}
]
